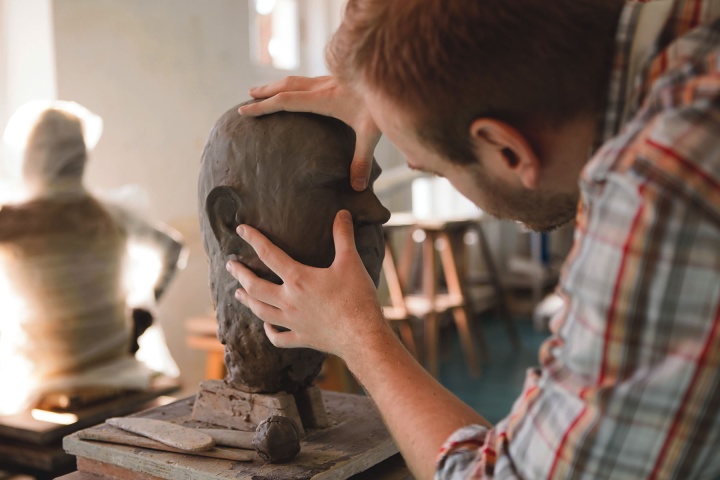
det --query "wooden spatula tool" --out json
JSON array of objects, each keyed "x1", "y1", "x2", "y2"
[{"x1": 106, "y1": 417, "x2": 215, "y2": 451}]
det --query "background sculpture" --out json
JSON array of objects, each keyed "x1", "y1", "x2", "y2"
[
  {"x1": 198, "y1": 103, "x2": 390, "y2": 394},
  {"x1": 0, "y1": 102, "x2": 184, "y2": 414}
]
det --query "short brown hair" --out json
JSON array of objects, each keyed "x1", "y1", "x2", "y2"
[{"x1": 327, "y1": 0, "x2": 623, "y2": 164}]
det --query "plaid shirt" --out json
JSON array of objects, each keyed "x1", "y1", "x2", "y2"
[{"x1": 436, "y1": 1, "x2": 720, "y2": 478}]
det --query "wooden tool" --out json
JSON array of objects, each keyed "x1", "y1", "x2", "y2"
[
  {"x1": 78, "y1": 428, "x2": 253, "y2": 462},
  {"x1": 196, "y1": 428, "x2": 254, "y2": 449},
  {"x1": 106, "y1": 417, "x2": 214, "y2": 451}
]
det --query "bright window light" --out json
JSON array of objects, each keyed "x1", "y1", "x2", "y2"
[{"x1": 251, "y1": 0, "x2": 299, "y2": 71}]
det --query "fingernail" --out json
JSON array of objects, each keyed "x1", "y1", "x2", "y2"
[
  {"x1": 339, "y1": 210, "x2": 351, "y2": 222},
  {"x1": 352, "y1": 178, "x2": 368, "y2": 191},
  {"x1": 226, "y1": 261, "x2": 232, "y2": 272},
  {"x1": 236, "y1": 225, "x2": 246, "y2": 237},
  {"x1": 234, "y1": 289, "x2": 243, "y2": 299}
]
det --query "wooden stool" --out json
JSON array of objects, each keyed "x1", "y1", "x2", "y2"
[
  {"x1": 382, "y1": 215, "x2": 479, "y2": 377},
  {"x1": 381, "y1": 230, "x2": 419, "y2": 360},
  {"x1": 185, "y1": 314, "x2": 226, "y2": 380},
  {"x1": 382, "y1": 214, "x2": 517, "y2": 377}
]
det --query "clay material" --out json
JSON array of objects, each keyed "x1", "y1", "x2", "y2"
[
  {"x1": 198, "y1": 102, "x2": 390, "y2": 393},
  {"x1": 252, "y1": 415, "x2": 301, "y2": 464},
  {"x1": 0, "y1": 104, "x2": 184, "y2": 415}
]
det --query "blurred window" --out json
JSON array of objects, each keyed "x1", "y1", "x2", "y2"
[{"x1": 251, "y1": 0, "x2": 300, "y2": 71}]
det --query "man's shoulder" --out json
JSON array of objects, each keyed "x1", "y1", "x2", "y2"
[{"x1": 589, "y1": 45, "x2": 720, "y2": 224}]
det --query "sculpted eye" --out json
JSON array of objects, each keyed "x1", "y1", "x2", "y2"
[{"x1": 307, "y1": 171, "x2": 346, "y2": 189}]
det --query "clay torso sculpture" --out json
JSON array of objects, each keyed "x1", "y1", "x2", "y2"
[
  {"x1": 0, "y1": 196, "x2": 129, "y2": 380},
  {"x1": 0, "y1": 104, "x2": 184, "y2": 414}
]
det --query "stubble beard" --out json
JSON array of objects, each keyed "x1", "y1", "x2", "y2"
[{"x1": 472, "y1": 167, "x2": 579, "y2": 233}]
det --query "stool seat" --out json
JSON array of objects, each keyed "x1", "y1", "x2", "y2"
[{"x1": 403, "y1": 293, "x2": 464, "y2": 317}]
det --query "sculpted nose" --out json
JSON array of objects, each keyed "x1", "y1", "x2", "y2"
[{"x1": 346, "y1": 190, "x2": 391, "y2": 225}]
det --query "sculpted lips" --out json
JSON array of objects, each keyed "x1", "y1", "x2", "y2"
[{"x1": 354, "y1": 225, "x2": 384, "y2": 283}]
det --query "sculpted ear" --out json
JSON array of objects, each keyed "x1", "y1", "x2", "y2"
[{"x1": 205, "y1": 186, "x2": 246, "y2": 255}]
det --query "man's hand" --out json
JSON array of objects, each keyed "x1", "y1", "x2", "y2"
[
  {"x1": 225, "y1": 210, "x2": 387, "y2": 358},
  {"x1": 227, "y1": 210, "x2": 490, "y2": 479},
  {"x1": 238, "y1": 76, "x2": 380, "y2": 192}
]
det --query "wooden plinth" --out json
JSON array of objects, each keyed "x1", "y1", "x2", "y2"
[
  {"x1": 191, "y1": 380, "x2": 329, "y2": 436},
  {"x1": 64, "y1": 392, "x2": 405, "y2": 480},
  {"x1": 0, "y1": 376, "x2": 179, "y2": 478}
]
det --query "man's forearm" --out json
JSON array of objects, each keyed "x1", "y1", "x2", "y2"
[{"x1": 343, "y1": 315, "x2": 490, "y2": 479}]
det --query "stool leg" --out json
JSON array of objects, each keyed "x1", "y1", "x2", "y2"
[
  {"x1": 450, "y1": 306, "x2": 481, "y2": 376},
  {"x1": 397, "y1": 320, "x2": 419, "y2": 359},
  {"x1": 438, "y1": 232, "x2": 482, "y2": 375},
  {"x1": 206, "y1": 350, "x2": 226, "y2": 380},
  {"x1": 475, "y1": 224, "x2": 521, "y2": 349},
  {"x1": 398, "y1": 228, "x2": 418, "y2": 291},
  {"x1": 424, "y1": 312, "x2": 440, "y2": 377}
]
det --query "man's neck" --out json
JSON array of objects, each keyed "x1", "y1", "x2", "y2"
[{"x1": 526, "y1": 115, "x2": 598, "y2": 195}]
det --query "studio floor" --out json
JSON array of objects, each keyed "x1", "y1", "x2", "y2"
[{"x1": 436, "y1": 314, "x2": 549, "y2": 424}]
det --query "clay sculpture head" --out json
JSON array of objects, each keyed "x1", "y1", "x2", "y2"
[{"x1": 199, "y1": 103, "x2": 390, "y2": 393}]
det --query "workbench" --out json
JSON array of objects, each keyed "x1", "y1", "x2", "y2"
[
  {"x1": 0, "y1": 376, "x2": 179, "y2": 479},
  {"x1": 62, "y1": 391, "x2": 411, "y2": 479}
]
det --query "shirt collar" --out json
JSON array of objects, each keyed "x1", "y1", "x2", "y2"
[{"x1": 594, "y1": 0, "x2": 675, "y2": 150}]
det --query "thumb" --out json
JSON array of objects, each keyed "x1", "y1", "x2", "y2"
[{"x1": 333, "y1": 210, "x2": 357, "y2": 258}]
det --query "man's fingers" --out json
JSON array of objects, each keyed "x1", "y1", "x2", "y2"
[
  {"x1": 350, "y1": 127, "x2": 381, "y2": 191},
  {"x1": 226, "y1": 261, "x2": 283, "y2": 308},
  {"x1": 248, "y1": 76, "x2": 329, "y2": 99},
  {"x1": 332, "y1": 210, "x2": 358, "y2": 259},
  {"x1": 238, "y1": 91, "x2": 322, "y2": 117},
  {"x1": 350, "y1": 157, "x2": 373, "y2": 191},
  {"x1": 263, "y1": 322, "x2": 303, "y2": 349},
  {"x1": 240, "y1": 76, "x2": 334, "y2": 117},
  {"x1": 234, "y1": 288, "x2": 284, "y2": 325},
  {"x1": 236, "y1": 225, "x2": 299, "y2": 281}
]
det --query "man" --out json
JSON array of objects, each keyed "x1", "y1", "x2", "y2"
[
  {"x1": 226, "y1": 0, "x2": 720, "y2": 478},
  {"x1": 198, "y1": 104, "x2": 389, "y2": 394}
]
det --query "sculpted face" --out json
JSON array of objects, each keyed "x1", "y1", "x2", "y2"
[{"x1": 199, "y1": 104, "x2": 390, "y2": 393}]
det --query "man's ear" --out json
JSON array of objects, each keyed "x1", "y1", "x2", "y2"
[
  {"x1": 469, "y1": 118, "x2": 540, "y2": 189},
  {"x1": 206, "y1": 186, "x2": 246, "y2": 255}
]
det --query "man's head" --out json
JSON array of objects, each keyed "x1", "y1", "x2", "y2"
[
  {"x1": 328, "y1": 0, "x2": 624, "y2": 231},
  {"x1": 198, "y1": 104, "x2": 390, "y2": 392}
]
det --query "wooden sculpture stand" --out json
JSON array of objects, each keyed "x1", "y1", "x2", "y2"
[
  {"x1": 191, "y1": 380, "x2": 329, "y2": 435},
  {"x1": 63, "y1": 390, "x2": 410, "y2": 480},
  {"x1": 0, "y1": 375, "x2": 179, "y2": 479}
]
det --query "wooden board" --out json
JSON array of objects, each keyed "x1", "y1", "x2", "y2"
[
  {"x1": 64, "y1": 392, "x2": 402, "y2": 480},
  {"x1": 0, "y1": 375, "x2": 179, "y2": 445},
  {"x1": 0, "y1": 438, "x2": 73, "y2": 472}
]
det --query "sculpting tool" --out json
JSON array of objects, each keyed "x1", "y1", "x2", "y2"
[
  {"x1": 106, "y1": 417, "x2": 214, "y2": 451},
  {"x1": 79, "y1": 427, "x2": 253, "y2": 461}
]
